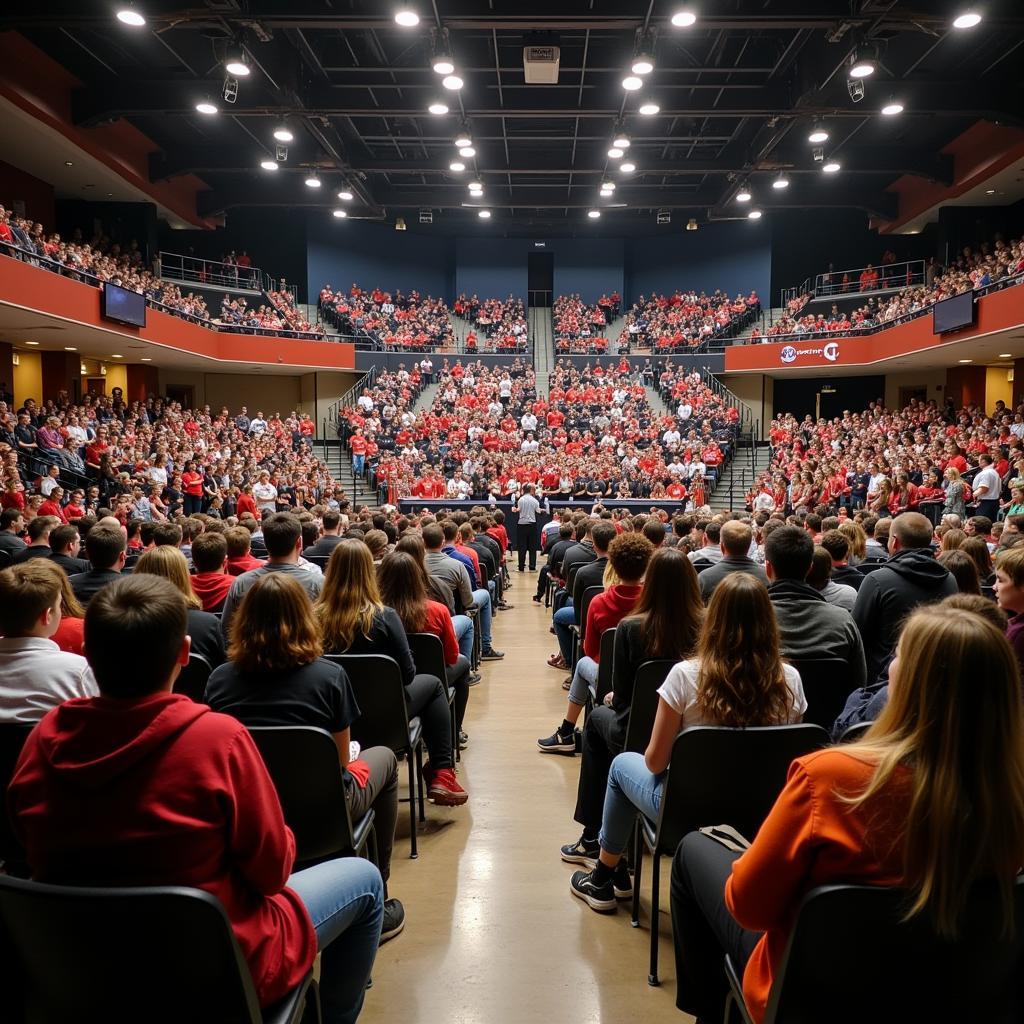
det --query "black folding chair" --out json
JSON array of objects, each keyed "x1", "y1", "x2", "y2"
[
  {"x1": 0, "y1": 875, "x2": 318, "y2": 1024},
  {"x1": 786, "y1": 658, "x2": 857, "y2": 731},
  {"x1": 636, "y1": 724, "x2": 830, "y2": 985},
  {"x1": 0, "y1": 723, "x2": 33, "y2": 877},
  {"x1": 174, "y1": 652, "x2": 213, "y2": 702},
  {"x1": 724, "y1": 879, "x2": 1024, "y2": 1024},
  {"x1": 407, "y1": 631, "x2": 459, "y2": 765},
  {"x1": 248, "y1": 726, "x2": 376, "y2": 870},
  {"x1": 838, "y1": 720, "x2": 874, "y2": 743},
  {"x1": 570, "y1": 585, "x2": 603, "y2": 669},
  {"x1": 623, "y1": 660, "x2": 679, "y2": 755},
  {"x1": 326, "y1": 654, "x2": 425, "y2": 859},
  {"x1": 0, "y1": 549, "x2": 12, "y2": 569},
  {"x1": 306, "y1": 553, "x2": 331, "y2": 571},
  {"x1": 589, "y1": 627, "x2": 617, "y2": 709}
]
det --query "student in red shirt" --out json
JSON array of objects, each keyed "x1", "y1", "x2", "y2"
[
  {"x1": 9, "y1": 575, "x2": 384, "y2": 1021},
  {"x1": 225, "y1": 526, "x2": 266, "y2": 576},
  {"x1": 181, "y1": 460, "x2": 205, "y2": 517},
  {"x1": 38, "y1": 487, "x2": 68, "y2": 524},
  {"x1": 189, "y1": 531, "x2": 234, "y2": 613},
  {"x1": 236, "y1": 484, "x2": 259, "y2": 520}
]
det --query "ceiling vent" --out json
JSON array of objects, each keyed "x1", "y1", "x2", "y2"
[{"x1": 523, "y1": 45, "x2": 560, "y2": 84}]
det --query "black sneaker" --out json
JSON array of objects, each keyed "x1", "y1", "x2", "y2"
[
  {"x1": 575, "y1": 728, "x2": 583, "y2": 754},
  {"x1": 612, "y1": 861, "x2": 633, "y2": 900},
  {"x1": 481, "y1": 648, "x2": 505, "y2": 660},
  {"x1": 468, "y1": 672, "x2": 482, "y2": 686},
  {"x1": 379, "y1": 898, "x2": 406, "y2": 944},
  {"x1": 560, "y1": 834, "x2": 599, "y2": 866},
  {"x1": 538, "y1": 729, "x2": 576, "y2": 755},
  {"x1": 458, "y1": 730, "x2": 469, "y2": 749},
  {"x1": 569, "y1": 869, "x2": 617, "y2": 912}
]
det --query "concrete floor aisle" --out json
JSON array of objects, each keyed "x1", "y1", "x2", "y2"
[{"x1": 362, "y1": 571, "x2": 692, "y2": 1024}]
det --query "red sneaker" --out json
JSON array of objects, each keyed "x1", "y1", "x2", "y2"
[{"x1": 428, "y1": 767, "x2": 469, "y2": 806}]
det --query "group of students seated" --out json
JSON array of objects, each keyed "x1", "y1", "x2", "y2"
[
  {"x1": 621, "y1": 290, "x2": 760, "y2": 352},
  {"x1": 318, "y1": 283, "x2": 455, "y2": 351},
  {"x1": 0, "y1": 496, "x2": 524, "y2": 1021},
  {"x1": 530, "y1": 495, "x2": 1024, "y2": 1020},
  {"x1": 217, "y1": 290, "x2": 323, "y2": 338},
  {"x1": 553, "y1": 294, "x2": 620, "y2": 354},
  {"x1": 452, "y1": 294, "x2": 528, "y2": 352}
]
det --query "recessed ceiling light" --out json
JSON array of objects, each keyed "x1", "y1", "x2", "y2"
[
  {"x1": 631, "y1": 55, "x2": 655, "y2": 75},
  {"x1": 25, "y1": 341, "x2": 39, "y2": 346},
  {"x1": 337, "y1": 190, "x2": 354, "y2": 201},
  {"x1": 748, "y1": 209, "x2": 763, "y2": 219},
  {"x1": 849, "y1": 55, "x2": 875, "y2": 78},
  {"x1": 1000, "y1": 354, "x2": 1014, "y2": 359},
  {"x1": 64, "y1": 346, "x2": 77, "y2": 352},
  {"x1": 442, "y1": 74, "x2": 463, "y2": 91},
  {"x1": 333, "y1": 209, "x2": 347, "y2": 218},
  {"x1": 459, "y1": 146, "x2": 476, "y2": 157},
  {"x1": 952, "y1": 11, "x2": 982, "y2": 29},
  {"x1": 195, "y1": 100, "x2": 218, "y2": 115},
  {"x1": 454, "y1": 132, "x2": 472, "y2": 148},
  {"x1": 273, "y1": 124, "x2": 293, "y2": 142},
  {"x1": 638, "y1": 101, "x2": 660, "y2": 116},
  {"x1": 140, "y1": 357, "x2": 152, "y2": 361},
  {"x1": 985, "y1": 189, "x2": 996, "y2": 195},
  {"x1": 433, "y1": 57, "x2": 455, "y2": 75},
  {"x1": 619, "y1": 161, "x2": 636, "y2": 173},
  {"x1": 808, "y1": 124, "x2": 829, "y2": 144},
  {"x1": 116, "y1": 7, "x2": 146, "y2": 27},
  {"x1": 671, "y1": 10, "x2": 697, "y2": 27},
  {"x1": 772, "y1": 174, "x2": 789, "y2": 189},
  {"x1": 588, "y1": 210, "x2": 601, "y2": 219},
  {"x1": 428, "y1": 101, "x2": 449, "y2": 115},
  {"x1": 64, "y1": 160, "x2": 74, "y2": 167},
  {"x1": 881, "y1": 100, "x2": 904, "y2": 116},
  {"x1": 823, "y1": 161, "x2": 841, "y2": 173},
  {"x1": 260, "y1": 159, "x2": 279, "y2": 171},
  {"x1": 622, "y1": 75, "x2": 643, "y2": 91},
  {"x1": 111, "y1": 354, "x2": 123, "y2": 359},
  {"x1": 469, "y1": 189, "x2": 483, "y2": 197},
  {"x1": 450, "y1": 161, "x2": 466, "y2": 172},
  {"x1": 959, "y1": 358, "x2": 973, "y2": 363},
  {"x1": 478, "y1": 209, "x2": 491, "y2": 219},
  {"x1": 608, "y1": 147, "x2": 624, "y2": 158},
  {"x1": 225, "y1": 51, "x2": 250, "y2": 77},
  {"x1": 305, "y1": 173, "x2": 322, "y2": 188},
  {"x1": 736, "y1": 187, "x2": 752, "y2": 202},
  {"x1": 395, "y1": 8, "x2": 420, "y2": 26}
]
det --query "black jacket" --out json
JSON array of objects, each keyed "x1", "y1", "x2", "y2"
[
  {"x1": 697, "y1": 556, "x2": 767, "y2": 602},
  {"x1": 187, "y1": 608, "x2": 226, "y2": 669},
  {"x1": 852, "y1": 548, "x2": 957, "y2": 684},
  {"x1": 547, "y1": 537, "x2": 576, "y2": 577},
  {"x1": 831, "y1": 563, "x2": 864, "y2": 591},
  {"x1": 50, "y1": 552, "x2": 90, "y2": 576},
  {"x1": 69, "y1": 568, "x2": 125, "y2": 605},
  {"x1": 573, "y1": 556, "x2": 609, "y2": 607},
  {"x1": 302, "y1": 535, "x2": 344, "y2": 558}
]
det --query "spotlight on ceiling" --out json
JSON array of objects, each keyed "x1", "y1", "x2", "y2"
[
  {"x1": 881, "y1": 99, "x2": 904, "y2": 116},
  {"x1": 608, "y1": 147, "x2": 624, "y2": 159},
  {"x1": 305, "y1": 173, "x2": 322, "y2": 188},
  {"x1": 808, "y1": 123, "x2": 829, "y2": 144},
  {"x1": 952, "y1": 11, "x2": 982, "y2": 29},
  {"x1": 468, "y1": 180, "x2": 483, "y2": 190},
  {"x1": 260, "y1": 159, "x2": 279, "y2": 171},
  {"x1": 337, "y1": 190, "x2": 354, "y2": 201},
  {"x1": 442, "y1": 75, "x2": 463, "y2": 91},
  {"x1": 225, "y1": 47, "x2": 250, "y2": 77},
  {"x1": 433, "y1": 57, "x2": 455, "y2": 75},
  {"x1": 622, "y1": 75, "x2": 643, "y2": 91},
  {"x1": 619, "y1": 161, "x2": 636, "y2": 173},
  {"x1": 638, "y1": 100, "x2": 660, "y2": 116},
  {"x1": 394, "y1": 8, "x2": 419, "y2": 27},
  {"x1": 612, "y1": 133, "x2": 630, "y2": 149},
  {"x1": 116, "y1": 6, "x2": 146, "y2": 27},
  {"x1": 735, "y1": 187, "x2": 752, "y2": 203},
  {"x1": 454, "y1": 131, "x2": 472, "y2": 148},
  {"x1": 195, "y1": 100, "x2": 218, "y2": 115},
  {"x1": 273, "y1": 124, "x2": 294, "y2": 142},
  {"x1": 332, "y1": 209, "x2": 347, "y2": 218},
  {"x1": 601, "y1": 181, "x2": 616, "y2": 191},
  {"x1": 631, "y1": 53, "x2": 655, "y2": 75},
  {"x1": 686, "y1": 218, "x2": 698, "y2": 232},
  {"x1": 823, "y1": 161, "x2": 841, "y2": 174},
  {"x1": 459, "y1": 146, "x2": 476, "y2": 157},
  {"x1": 450, "y1": 161, "x2": 466, "y2": 172},
  {"x1": 849, "y1": 52, "x2": 876, "y2": 78},
  {"x1": 428, "y1": 101, "x2": 449, "y2": 115},
  {"x1": 588, "y1": 209, "x2": 601, "y2": 219},
  {"x1": 671, "y1": 10, "x2": 697, "y2": 27},
  {"x1": 748, "y1": 209, "x2": 763, "y2": 219},
  {"x1": 599, "y1": 189, "x2": 613, "y2": 198},
  {"x1": 478, "y1": 209, "x2": 491, "y2": 219},
  {"x1": 395, "y1": 217, "x2": 407, "y2": 231},
  {"x1": 772, "y1": 174, "x2": 790, "y2": 190}
]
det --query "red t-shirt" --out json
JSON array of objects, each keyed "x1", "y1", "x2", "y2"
[
  {"x1": 583, "y1": 584, "x2": 643, "y2": 660},
  {"x1": 182, "y1": 471, "x2": 204, "y2": 497},
  {"x1": 52, "y1": 615, "x2": 85, "y2": 656},
  {"x1": 236, "y1": 494, "x2": 259, "y2": 519},
  {"x1": 424, "y1": 600, "x2": 460, "y2": 666},
  {"x1": 350, "y1": 436, "x2": 367, "y2": 456}
]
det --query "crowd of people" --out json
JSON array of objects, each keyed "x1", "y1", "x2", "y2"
[
  {"x1": 553, "y1": 295, "x2": 619, "y2": 355},
  {"x1": 620, "y1": 290, "x2": 760, "y2": 352},
  {"x1": 452, "y1": 293, "x2": 529, "y2": 353},
  {"x1": 318, "y1": 283, "x2": 455, "y2": 351}
]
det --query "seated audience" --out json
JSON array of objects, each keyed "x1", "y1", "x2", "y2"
[
  {"x1": 697, "y1": 520, "x2": 766, "y2": 600},
  {"x1": 69, "y1": 523, "x2": 128, "y2": 605},
  {"x1": 190, "y1": 530, "x2": 234, "y2": 612},
  {"x1": 48, "y1": 523, "x2": 89, "y2": 575},
  {"x1": 807, "y1": 545, "x2": 857, "y2": 611},
  {"x1": 13, "y1": 514, "x2": 57, "y2": 563},
  {"x1": 937, "y1": 549, "x2": 981, "y2": 595},
  {"x1": 995, "y1": 544, "x2": 1024, "y2": 672}
]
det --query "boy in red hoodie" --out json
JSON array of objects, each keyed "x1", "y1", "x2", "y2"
[
  {"x1": 9, "y1": 575, "x2": 383, "y2": 1020},
  {"x1": 189, "y1": 531, "x2": 233, "y2": 613}
]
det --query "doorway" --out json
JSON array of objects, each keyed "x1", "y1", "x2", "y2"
[
  {"x1": 899, "y1": 386, "x2": 927, "y2": 408},
  {"x1": 528, "y1": 252, "x2": 553, "y2": 308},
  {"x1": 167, "y1": 385, "x2": 195, "y2": 409}
]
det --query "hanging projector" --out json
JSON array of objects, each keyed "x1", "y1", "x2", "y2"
[{"x1": 523, "y1": 44, "x2": 560, "y2": 84}]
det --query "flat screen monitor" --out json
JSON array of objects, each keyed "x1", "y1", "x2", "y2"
[
  {"x1": 932, "y1": 291, "x2": 975, "y2": 335},
  {"x1": 101, "y1": 282, "x2": 147, "y2": 328}
]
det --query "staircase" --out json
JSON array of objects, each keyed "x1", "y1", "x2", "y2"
[
  {"x1": 735, "y1": 306, "x2": 787, "y2": 343},
  {"x1": 530, "y1": 305, "x2": 554, "y2": 392},
  {"x1": 320, "y1": 440, "x2": 383, "y2": 511},
  {"x1": 707, "y1": 442, "x2": 774, "y2": 511}
]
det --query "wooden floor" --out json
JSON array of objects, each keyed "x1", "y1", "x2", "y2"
[{"x1": 362, "y1": 568, "x2": 693, "y2": 1024}]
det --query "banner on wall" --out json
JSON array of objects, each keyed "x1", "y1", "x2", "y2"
[{"x1": 779, "y1": 341, "x2": 840, "y2": 365}]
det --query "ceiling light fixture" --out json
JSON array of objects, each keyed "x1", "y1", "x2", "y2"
[
  {"x1": 1000, "y1": 353, "x2": 1014, "y2": 359},
  {"x1": 952, "y1": 11, "x2": 982, "y2": 29},
  {"x1": 985, "y1": 189, "x2": 996, "y2": 195},
  {"x1": 433, "y1": 57, "x2": 455, "y2": 75},
  {"x1": 305, "y1": 173, "x2": 322, "y2": 188},
  {"x1": 613, "y1": 133, "x2": 630, "y2": 149},
  {"x1": 468, "y1": 180, "x2": 482, "y2": 190},
  {"x1": 478, "y1": 209, "x2": 491, "y2": 219},
  {"x1": 619, "y1": 161, "x2": 636, "y2": 173},
  {"x1": 748, "y1": 209, "x2": 763, "y2": 220},
  {"x1": 394, "y1": 8, "x2": 420, "y2": 27},
  {"x1": 638, "y1": 101, "x2": 660, "y2": 116},
  {"x1": 849, "y1": 53, "x2": 876, "y2": 78},
  {"x1": 622, "y1": 75, "x2": 643, "y2": 91},
  {"x1": 459, "y1": 146, "x2": 476, "y2": 157},
  {"x1": 601, "y1": 181, "x2": 616, "y2": 191},
  {"x1": 671, "y1": 10, "x2": 697, "y2": 27},
  {"x1": 333, "y1": 209, "x2": 348, "y2": 218},
  {"x1": 195, "y1": 100, "x2": 218, "y2": 115},
  {"x1": 454, "y1": 131, "x2": 472, "y2": 148},
  {"x1": 450, "y1": 161, "x2": 465, "y2": 172},
  {"x1": 881, "y1": 100, "x2": 904, "y2": 116},
  {"x1": 25, "y1": 341, "x2": 39, "y2": 346},
  {"x1": 600, "y1": 188, "x2": 613, "y2": 198},
  {"x1": 631, "y1": 54, "x2": 655, "y2": 75},
  {"x1": 111, "y1": 353, "x2": 123, "y2": 359},
  {"x1": 64, "y1": 347, "x2": 77, "y2": 352},
  {"x1": 772, "y1": 174, "x2": 790, "y2": 190},
  {"x1": 588, "y1": 210, "x2": 601, "y2": 219},
  {"x1": 225, "y1": 47, "x2": 250, "y2": 77},
  {"x1": 608, "y1": 147, "x2": 624, "y2": 159},
  {"x1": 808, "y1": 123, "x2": 829, "y2": 144},
  {"x1": 686, "y1": 218, "x2": 698, "y2": 231},
  {"x1": 736, "y1": 187, "x2": 752, "y2": 202},
  {"x1": 337, "y1": 189, "x2": 353, "y2": 201},
  {"x1": 140, "y1": 356, "x2": 152, "y2": 361},
  {"x1": 823, "y1": 161, "x2": 841, "y2": 173},
  {"x1": 959, "y1": 358, "x2": 973, "y2": 363},
  {"x1": 260, "y1": 159, "x2": 279, "y2": 171},
  {"x1": 428, "y1": 101, "x2": 449, "y2": 115},
  {"x1": 273, "y1": 124, "x2": 293, "y2": 142},
  {"x1": 116, "y1": 6, "x2": 146, "y2": 27},
  {"x1": 442, "y1": 74, "x2": 463, "y2": 91}
]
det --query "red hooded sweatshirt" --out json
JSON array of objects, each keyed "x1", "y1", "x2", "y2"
[
  {"x1": 8, "y1": 692, "x2": 316, "y2": 1006},
  {"x1": 191, "y1": 570, "x2": 234, "y2": 612}
]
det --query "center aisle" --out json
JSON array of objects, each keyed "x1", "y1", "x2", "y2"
[{"x1": 362, "y1": 570, "x2": 692, "y2": 1024}]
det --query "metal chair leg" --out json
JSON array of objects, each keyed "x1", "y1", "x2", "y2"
[
  {"x1": 648, "y1": 851, "x2": 661, "y2": 986},
  {"x1": 416, "y1": 744, "x2": 426, "y2": 823},
  {"x1": 406, "y1": 751, "x2": 418, "y2": 859},
  {"x1": 631, "y1": 823, "x2": 643, "y2": 928}
]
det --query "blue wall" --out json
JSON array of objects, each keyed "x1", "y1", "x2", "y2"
[
  {"x1": 625, "y1": 220, "x2": 771, "y2": 307},
  {"x1": 454, "y1": 238, "x2": 529, "y2": 303}
]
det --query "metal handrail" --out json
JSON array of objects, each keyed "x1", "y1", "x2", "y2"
[
  {"x1": 814, "y1": 259, "x2": 925, "y2": 297},
  {"x1": 780, "y1": 278, "x2": 811, "y2": 311},
  {"x1": 157, "y1": 251, "x2": 267, "y2": 292},
  {"x1": 322, "y1": 366, "x2": 378, "y2": 439}
]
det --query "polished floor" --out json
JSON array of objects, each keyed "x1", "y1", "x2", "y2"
[{"x1": 363, "y1": 569, "x2": 693, "y2": 1024}]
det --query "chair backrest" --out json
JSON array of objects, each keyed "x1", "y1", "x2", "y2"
[
  {"x1": 306, "y1": 553, "x2": 330, "y2": 570},
  {"x1": 786, "y1": 658, "x2": 857, "y2": 730},
  {"x1": 0, "y1": 875, "x2": 267, "y2": 1023},
  {"x1": 0, "y1": 723, "x2": 33, "y2": 873},
  {"x1": 247, "y1": 725, "x2": 356, "y2": 868},
  {"x1": 577, "y1": 585, "x2": 603, "y2": 645},
  {"x1": 0, "y1": 549, "x2": 12, "y2": 569},
  {"x1": 325, "y1": 653, "x2": 412, "y2": 753},
  {"x1": 173, "y1": 652, "x2": 213, "y2": 702},
  {"x1": 594, "y1": 628, "x2": 617, "y2": 704},
  {"x1": 407, "y1": 632, "x2": 447, "y2": 680},
  {"x1": 624, "y1": 659, "x2": 679, "y2": 754},
  {"x1": 691, "y1": 558, "x2": 715, "y2": 574},
  {"x1": 837, "y1": 720, "x2": 873, "y2": 743},
  {"x1": 763, "y1": 880, "x2": 1024, "y2": 1024},
  {"x1": 858, "y1": 560, "x2": 888, "y2": 573},
  {"x1": 656, "y1": 724, "x2": 830, "y2": 853}
]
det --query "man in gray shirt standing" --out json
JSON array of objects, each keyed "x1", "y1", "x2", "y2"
[{"x1": 514, "y1": 484, "x2": 541, "y2": 572}]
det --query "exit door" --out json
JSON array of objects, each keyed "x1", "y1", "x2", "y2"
[{"x1": 528, "y1": 252, "x2": 553, "y2": 307}]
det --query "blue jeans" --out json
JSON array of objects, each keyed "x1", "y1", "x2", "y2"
[
  {"x1": 567, "y1": 655, "x2": 598, "y2": 707},
  {"x1": 287, "y1": 857, "x2": 383, "y2": 1024},
  {"x1": 598, "y1": 751, "x2": 666, "y2": 857},
  {"x1": 453, "y1": 613, "x2": 474, "y2": 662},
  {"x1": 553, "y1": 603, "x2": 576, "y2": 664},
  {"x1": 352, "y1": 453, "x2": 365, "y2": 477},
  {"x1": 472, "y1": 588, "x2": 493, "y2": 648}
]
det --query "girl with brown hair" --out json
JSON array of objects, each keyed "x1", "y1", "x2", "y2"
[
  {"x1": 672, "y1": 601, "x2": 1024, "y2": 1023},
  {"x1": 205, "y1": 572, "x2": 405, "y2": 943},
  {"x1": 47, "y1": 561, "x2": 87, "y2": 655},
  {"x1": 315, "y1": 539, "x2": 467, "y2": 807},
  {"x1": 568, "y1": 573, "x2": 805, "y2": 910}
]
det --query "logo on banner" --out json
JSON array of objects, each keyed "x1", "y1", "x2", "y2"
[
  {"x1": 780, "y1": 346, "x2": 797, "y2": 364},
  {"x1": 823, "y1": 342, "x2": 839, "y2": 361},
  {"x1": 778, "y1": 341, "x2": 841, "y2": 365}
]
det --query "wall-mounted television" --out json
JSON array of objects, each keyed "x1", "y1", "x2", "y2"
[
  {"x1": 932, "y1": 291, "x2": 975, "y2": 335},
  {"x1": 101, "y1": 282, "x2": 147, "y2": 328}
]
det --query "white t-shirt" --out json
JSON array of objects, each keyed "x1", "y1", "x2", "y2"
[
  {"x1": 657, "y1": 658, "x2": 807, "y2": 728},
  {"x1": 973, "y1": 466, "x2": 1001, "y2": 501},
  {"x1": 253, "y1": 481, "x2": 277, "y2": 510}
]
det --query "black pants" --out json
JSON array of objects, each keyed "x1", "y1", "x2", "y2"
[
  {"x1": 517, "y1": 522, "x2": 539, "y2": 571},
  {"x1": 573, "y1": 705, "x2": 625, "y2": 833},
  {"x1": 183, "y1": 494, "x2": 202, "y2": 516},
  {"x1": 535, "y1": 564, "x2": 551, "y2": 600},
  {"x1": 446, "y1": 655, "x2": 472, "y2": 731},
  {"x1": 670, "y1": 833, "x2": 761, "y2": 1020},
  {"x1": 346, "y1": 746, "x2": 398, "y2": 888},
  {"x1": 404, "y1": 672, "x2": 454, "y2": 770}
]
